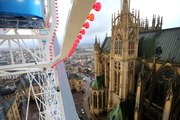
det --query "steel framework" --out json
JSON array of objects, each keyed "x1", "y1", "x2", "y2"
[{"x1": 0, "y1": 0, "x2": 96, "y2": 120}]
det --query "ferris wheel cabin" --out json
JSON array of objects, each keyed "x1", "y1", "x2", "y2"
[{"x1": 0, "y1": 0, "x2": 45, "y2": 29}]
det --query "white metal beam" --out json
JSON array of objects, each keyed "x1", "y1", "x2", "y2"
[
  {"x1": 8, "y1": 39, "x2": 14, "y2": 65},
  {"x1": 52, "y1": 0, "x2": 96, "y2": 65},
  {"x1": 0, "y1": 35, "x2": 50, "y2": 39}
]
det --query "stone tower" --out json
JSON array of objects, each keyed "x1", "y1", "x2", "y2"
[
  {"x1": 108, "y1": 0, "x2": 139, "y2": 108},
  {"x1": 94, "y1": 36, "x2": 101, "y2": 77}
]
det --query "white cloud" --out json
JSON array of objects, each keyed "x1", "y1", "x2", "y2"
[
  {"x1": 79, "y1": 0, "x2": 180, "y2": 45},
  {"x1": 1, "y1": 0, "x2": 179, "y2": 48}
]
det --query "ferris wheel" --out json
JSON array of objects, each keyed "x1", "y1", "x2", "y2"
[{"x1": 0, "y1": 0, "x2": 101, "y2": 120}]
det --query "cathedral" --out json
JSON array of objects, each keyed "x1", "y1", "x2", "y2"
[{"x1": 89, "y1": 0, "x2": 180, "y2": 120}]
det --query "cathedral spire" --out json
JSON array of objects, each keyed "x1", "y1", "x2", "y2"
[
  {"x1": 95, "y1": 35, "x2": 97, "y2": 44},
  {"x1": 122, "y1": 0, "x2": 130, "y2": 13},
  {"x1": 120, "y1": 0, "x2": 130, "y2": 28}
]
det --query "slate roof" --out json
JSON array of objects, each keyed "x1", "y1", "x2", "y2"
[
  {"x1": 139, "y1": 27, "x2": 180, "y2": 63},
  {"x1": 100, "y1": 27, "x2": 180, "y2": 63},
  {"x1": 101, "y1": 37, "x2": 111, "y2": 53},
  {"x1": 67, "y1": 73, "x2": 82, "y2": 80},
  {"x1": 0, "y1": 95, "x2": 15, "y2": 118},
  {"x1": 91, "y1": 75, "x2": 105, "y2": 90},
  {"x1": 0, "y1": 87, "x2": 16, "y2": 96},
  {"x1": 91, "y1": 79, "x2": 101, "y2": 90}
]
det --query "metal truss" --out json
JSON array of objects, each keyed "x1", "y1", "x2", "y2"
[
  {"x1": 0, "y1": 0, "x2": 98, "y2": 119},
  {"x1": 0, "y1": 0, "x2": 62, "y2": 120},
  {"x1": 0, "y1": 18, "x2": 44, "y2": 29},
  {"x1": 25, "y1": 70, "x2": 61, "y2": 120}
]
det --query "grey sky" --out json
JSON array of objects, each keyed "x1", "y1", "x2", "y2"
[{"x1": 57, "y1": 0, "x2": 180, "y2": 45}]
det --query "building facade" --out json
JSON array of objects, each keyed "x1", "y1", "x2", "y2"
[
  {"x1": 68, "y1": 73, "x2": 84, "y2": 93},
  {"x1": 0, "y1": 90, "x2": 21, "y2": 120},
  {"x1": 90, "y1": 0, "x2": 180, "y2": 119}
]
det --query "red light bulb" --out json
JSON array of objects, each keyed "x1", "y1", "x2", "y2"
[
  {"x1": 80, "y1": 29, "x2": 86, "y2": 35},
  {"x1": 75, "y1": 39, "x2": 80, "y2": 44},
  {"x1": 78, "y1": 34, "x2": 82, "y2": 39},
  {"x1": 87, "y1": 13, "x2": 94, "y2": 21},
  {"x1": 68, "y1": 52, "x2": 72, "y2": 57},
  {"x1": 83, "y1": 22, "x2": 90, "y2": 29},
  {"x1": 70, "y1": 49, "x2": 75, "y2": 54},
  {"x1": 93, "y1": 2, "x2": 101, "y2": 12}
]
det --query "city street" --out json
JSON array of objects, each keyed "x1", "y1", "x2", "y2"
[{"x1": 72, "y1": 73, "x2": 92, "y2": 120}]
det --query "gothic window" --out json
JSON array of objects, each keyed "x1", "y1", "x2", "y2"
[
  {"x1": 128, "y1": 41, "x2": 134, "y2": 55},
  {"x1": 91, "y1": 93, "x2": 93, "y2": 105},
  {"x1": 114, "y1": 34, "x2": 122, "y2": 55},
  {"x1": 114, "y1": 38, "x2": 119, "y2": 54},
  {"x1": 129, "y1": 28, "x2": 134, "y2": 41},
  {"x1": 99, "y1": 92, "x2": 102, "y2": 108},
  {"x1": 128, "y1": 28, "x2": 135, "y2": 55},
  {"x1": 152, "y1": 81, "x2": 167, "y2": 107},
  {"x1": 128, "y1": 61, "x2": 134, "y2": 71},
  {"x1": 119, "y1": 40, "x2": 122, "y2": 55},
  {"x1": 102, "y1": 65, "x2": 105, "y2": 74},
  {"x1": 152, "y1": 67, "x2": 175, "y2": 107},
  {"x1": 93, "y1": 92, "x2": 97, "y2": 108},
  {"x1": 118, "y1": 62, "x2": 121, "y2": 70},
  {"x1": 128, "y1": 61, "x2": 134, "y2": 91},
  {"x1": 103, "y1": 92, "x2": 106, "y2": 107},
  {"x1": 143, "y1": 64, "x2": 151, "y2": 99},
  {"x1": 114, "y1": 61, "x2": 121, "y2": 70},
  {"x1": 114, "y1": 71, "x2": 118, "y2": 93},
  {"x1": 114, "y1": 62, "x2": 117, "y2": 69},
  {"x1": 114, "y1": 61, "x2": 121, "y2": 95}
]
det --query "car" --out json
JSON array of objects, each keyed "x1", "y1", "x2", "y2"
[{"x1": 81, "y1": 109, "x2": 85, "y2": 114}]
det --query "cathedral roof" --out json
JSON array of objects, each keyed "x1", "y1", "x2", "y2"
[
  {"x1": 108, "y1": 104, "x2": 123, "y2": 120},
  {"x1": 91, "y1": 75, "x2": 105, "y2": 90},
  {"x1": 91, "y1": 79, "x2": 101, "y2": 90},
  {"x1": 138, "y1": 27, "x2": 180, "y2": 63},
  {"x1": 101, "y1": 37, "x2": 111, "y2": 53},
  {"x1": 100, "y1": 27, "x2": 180, "y2": 63},
  {"x1": 0, "y1": 97, "x2": 15, "y2": 117}
]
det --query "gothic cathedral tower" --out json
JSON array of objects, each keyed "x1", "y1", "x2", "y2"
[
  {"x1": 108, "y1": 0, "x2": 139, "y2": 108},
  {"x1": 94, "y1": 36, "x2": 101, "y2": 77}
]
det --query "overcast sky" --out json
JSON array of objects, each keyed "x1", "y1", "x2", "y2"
[{"x1": 57, "y1": 0, "x2": 180, "y2": 45}]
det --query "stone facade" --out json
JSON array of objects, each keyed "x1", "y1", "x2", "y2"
[{"x1": 90, "y1": 0, "x2": 180, "y2": 119}]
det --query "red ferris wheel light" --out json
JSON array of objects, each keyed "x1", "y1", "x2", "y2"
[
  {"x1": 77, "y1": 34, "x2": 82, "y2": 39},
  {"x1": 93, "y1": 2, "x2": 101, "y2": 12},
  {"x1": 80, "y1": 29, "x2": 86, "y2": 35},
  {"x1": 75, "y1": 39, "x2": 80, "y2": 44},
  {"x1": 83, "y1": 22, "x2": 90, "y2": 29}
]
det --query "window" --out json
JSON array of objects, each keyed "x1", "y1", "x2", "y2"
[
  {"x1": 99, "y1": 92, "x2": 102, "y2": 108},
  {"x1": 93, "y1": 92, "x2": 97, "y2": 108},
  {"x1": 114, "y1": 61, "x2": 121, "y2": 95},
  {"x1": 114, "y1": 72, "x2": 119, "y2": 94},
  {"x1": 103, "y1": 92, "x2": 106, "y2": 107},
  {"x1": 128, "y1": 41, "x2": 134, "y2": 55},
  {"x1": 118, "y1": 41, "x2": 122, "y2": 55},
  {"x1": 114, "y1": 34, "x2": 122, "y2": 55},
  {"x1": 128, "y1": 61, "x2": 134, "y2": 70},
  {"x1": 152, "y1": 67, "x2": 174, "y2": 107}
]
